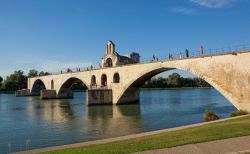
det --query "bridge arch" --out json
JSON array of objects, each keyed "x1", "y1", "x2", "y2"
[
  {"x1": 115, "y1": 65, "x2": 240, "y2": 110},
  {"x1": 57, "y1": 77, "x2": 88, "y2": 98},
  {"x1": 31, "y1": 79, "x2": 47, "y2": 96}
]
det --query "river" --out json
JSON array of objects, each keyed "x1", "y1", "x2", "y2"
[{"x1": 0, "y1": 88, "x2": 236, "y2": 153}]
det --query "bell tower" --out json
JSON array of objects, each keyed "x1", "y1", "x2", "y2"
[{"x1": 106, "y1": 40, "x2": 115, "y2": 55}]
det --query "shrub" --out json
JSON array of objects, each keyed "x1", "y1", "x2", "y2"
[
  {"x1": 203, "y1": 111, "x2": 219, "y2": 122},
  {"x1": 230, "y1": 110, "x2": 249, "y2": 117}
]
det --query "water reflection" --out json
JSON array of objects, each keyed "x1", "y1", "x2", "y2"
[
  {"x1": 86, "y1": 105, "x2": 142, "y2": 138},
  {"x1": 25, "y1": 98, "x2": 76, "y2": 122}
]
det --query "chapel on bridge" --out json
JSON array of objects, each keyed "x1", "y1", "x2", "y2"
[{"x1": 101, "y1": 40, "x2": 140, "y2": 68}]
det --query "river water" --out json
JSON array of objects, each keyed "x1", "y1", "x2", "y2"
[{"x1": 0, "y1": 88, "x2": 236, "y2": 153}]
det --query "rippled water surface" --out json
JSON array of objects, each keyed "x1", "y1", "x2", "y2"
[{"x1": 0, "y1": 88, "x2": 236, "y2": 153}]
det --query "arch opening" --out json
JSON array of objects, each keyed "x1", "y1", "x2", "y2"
[
  {"x1": 31, "y1": 79, "x2": 46, "y2": 96},
  {"x1": 91, "y1": 75, "x2": 97, "y2": 88},
  {"x1": 116, "y1": 68, "x2": 233, "y2": 109},
  {"x1": 113, "y1": 73, "x2": 120, "y2": 83},
  {"x1": 51, "y1": 80, "x2": 54, "y2": 89},
  {"x1": 57, "y1": 77, "x2": 87, "y2": 98},
  {"x1": 101, "y1": 74, "x2": 107, "y2": 87},
  {"x1": 106, "y1": 58, "x2": 113, "y2": 67}
]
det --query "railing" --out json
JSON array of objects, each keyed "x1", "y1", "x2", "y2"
[
  {"x1": 141, "y1": 43, "x2": 250, "y2": 62},
  {"x1": 35, "y1": 43, "x2": 250, "y2": 77}
]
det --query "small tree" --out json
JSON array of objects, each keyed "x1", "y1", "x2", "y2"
[
  {"x1": 39, "y1": 71, "x2": 51, "y2": 76},
  {"x1": 0, "y1": 76, "x2": 3, "y2": 90},
  {"x1": 167, "y1": 73, "x2": 181, "y2": 87},
  {"x1": 28, "y1": 69, "x2": 38, "y2": 78},
  {"x1": 203, "y1": 110, "x2": 219, "y2": 122}
]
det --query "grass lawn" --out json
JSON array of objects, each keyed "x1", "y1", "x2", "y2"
[{"x1": 42, "y1": 115, "x2": 250, "y2": 154}]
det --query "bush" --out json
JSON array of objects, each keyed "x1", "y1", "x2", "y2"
[
  {"x1": 230, "y1": 110, "x2": 249, "y2": 117},
  {"x1": 203, "y1": 111, "x2": 219, "y2": 122}
]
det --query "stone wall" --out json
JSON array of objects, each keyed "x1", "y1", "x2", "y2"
[
  {"x1": 41, "y1": 90, "x2": 57, "y2": 99},
  {"x1": 15, "y1": 89, "x2": 30, "y2": 97},
  {"x1": 87, "y1": 89, "x2": 112, "y2": 105}
]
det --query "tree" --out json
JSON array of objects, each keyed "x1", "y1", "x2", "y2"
[
  {"x1": 1, "y1": 70, "x2": 27, "y2": 91},
  {"x1": 28, "y1": 69, "x2": 38, "y2": 77},
  {"x1": 0, "y1": 76, "x2": 3, "y2": 90},
  {"x1": 167, "y1": 73, "x2": 181, "y2": 87},
  {"x1": 39, "y1": 71, "x2": 51, "y2": 76}
]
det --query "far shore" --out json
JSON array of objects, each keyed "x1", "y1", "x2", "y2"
[
  {"x1": 141, "y1": 87, "x2": 212, "y2": 90},
  {"x1": 0, "y1": 87, "x2": 212, "y2": 94}
]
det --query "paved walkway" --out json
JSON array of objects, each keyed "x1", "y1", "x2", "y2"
[{"x1": 134, "y1": 136, "x2": 250, "y2": 154}]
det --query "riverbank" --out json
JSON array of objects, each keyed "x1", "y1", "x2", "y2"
[
  {"x1": 0, "y1": 91, "x2": 15, "y2": 94},
  {"x1": 15, "y1": 115, "x2": 250, "y2": 154},
  {"x1": 0, "y1": 87, "x2": 212, "y2": 94}
]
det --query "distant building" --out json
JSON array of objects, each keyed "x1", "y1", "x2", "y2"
[{"x1": 102, "y1": 40, "x2": 140, "y2": 68}]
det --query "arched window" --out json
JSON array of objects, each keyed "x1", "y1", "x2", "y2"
[
  {"x1": 101, "y1": 74, "x2": 107, "y2": 87},
  {"x1": 91, "y1": 75, "x2": 96, "y2": 87},
  {"x1": 113, "y1": 73, "x2": 120, "y2": 83},
  {"x1": 106, "y1": 58, "x2": 113, "y2": 67},
  {"x1": 51, "y1": 80, "x2": 54, "y2": 89}
]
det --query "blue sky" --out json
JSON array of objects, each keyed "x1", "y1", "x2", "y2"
[{"x1": 0, "y1": 0, "x2": 250, "y2": 78}]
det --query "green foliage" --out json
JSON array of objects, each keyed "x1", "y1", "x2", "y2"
[
  {"x1": 230, "y1": 110, "x2": 249, "y2": 117},
  {"x1": 28, "y1": 69, "x2": 39, "y2": 77},
  {"x1": 39, "y1": 71, "x2": 51, "y2": 76},
  {"x1": 144, "y1": 73, "x2": 211, "y2": 88},
  {"x1": 203, "y1": 110, "x2": 219, "y2": 122},
  {"x1": 167, "y1": 73, "x2": 181, "y2": 87},
  {"x1": 1, "y1": 70, "x2": 27, "y2": 91},
  {"x1": 0, "y1": 76, "x2": 3, "y2": 89}
]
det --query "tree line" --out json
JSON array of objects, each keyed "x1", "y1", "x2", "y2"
[
  {"x1": 0, "y1": 69, "x2": 51, "y2": 91},
  {"x1": 143, "y1": 73, "x2": 211, "y2": 88},
  {"x1": 0, "y1": 70, "x2": 210, "y2": 92}
]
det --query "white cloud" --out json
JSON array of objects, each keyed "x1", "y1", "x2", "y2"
[
  {"x1": 170, "y1": 7, "x2": 195, "y2": 15},
  {"x1": 189, "y1": 0, "x2": 238, "y2": 8}
]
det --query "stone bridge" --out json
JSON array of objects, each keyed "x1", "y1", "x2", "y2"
[{"x1": 18, "y1": 50, "x2": 250, "y2": 112}]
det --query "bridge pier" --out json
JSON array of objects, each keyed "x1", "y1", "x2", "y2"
[
  {"x1": 86, "y1": 89, "x2": 112, "y2": 105},
  {"x1": 15, "y1": 89, "x2": 31, "y2": 97},
  {"x1": 41, "y1": 90, "x2": 57, "y2": 99}
]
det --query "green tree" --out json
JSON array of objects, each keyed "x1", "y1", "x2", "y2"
[
  {"x1": 0, "y1": 76, "x2": 3, "y2": 90},
  {"x1": 167, "y1": 73, "x2": 181, "y2": 87},
  {"x1": 39, "y1": 71, "x2": 51, "y2": 76},
  {"x1": 28, "y1": 69, "x2": 38, "y2": 77},
  {"x1": 1, "y1": 70, "x2": 27, "y2": 91}
]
